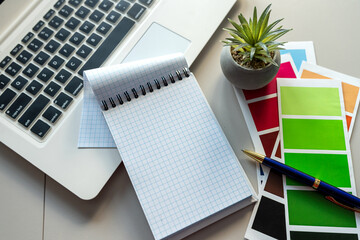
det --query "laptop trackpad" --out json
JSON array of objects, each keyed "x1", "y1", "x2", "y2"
[{"x1": 122, "y1": 22, "x2": 191, "y2": 63}]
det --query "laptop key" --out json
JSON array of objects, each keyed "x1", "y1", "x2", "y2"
[
  {"x1": 106, "y1": 10, "x2": 121, "y2": 23},
  {"x1": 115, "y1": 0, "x2": 130, "y2": 12},
  {"x1": 65, "y1": 76, "x2": 83, "y2": 96},
  {"x1": 54, "y1": 92, "x2": 73, "y2": 110},
  {"x1": 38, "y1": 27, "x2": 54, "y2": 41},
  {"x1": 85, "y1": 0, "x2": 100, "y2": 8},
  {"x1": 59, "y1": 5, "x2": 74, "y2": 18},
  {"x1": 69, "y1": 0, "x2": 83, "y2": 7},
  {"x1": 139, "y1": 0, "x2": 153, "y2": 6},
  {"x1": 43, "y1": 106, "x2": 62, "y2": 124},
  {"x1": 59, "y1": 43, "x2": 75, "y2": 58},
  {"x1": 22, "y1": 32, "x2": 34, "y2": 44},
  {"x1": 55, "y1": 69, "x2": 71, "y2": 84},
  {"x1": 69, "y1": 32, "x2": 85, "y2": 45},
  {"x1": 34, "y1": 51, "x2": 50, "y2": 65},
  {"x1": 0, "y1": 88, "x2": 16, "y2": 111},
  {"x1": 86, "y1": 33, "x2": 102, "y2": 47},
  {"x1": 79, "y1": 21, "x2": 95, "y2": 34},
  {"x1": 5, "y1": 62, "x2": 22, "y2": 76},
  {"x1": 6, "y1": 93, "x2": 32, "y2": 119},
  {"x1": 127, "y1": 3, "x2": 146, "y2": 20},
  {"x1": 44, "y1": 40, "x2": 61, "y2": 53},
  {"x1": 18, "y1": 94, "x2": 50, "y2": 128},
  {"x1": 89, "y1": 10, "x2": 104, "y2": 23},
  {"x1": 10, "y1": 44, "x2": 23, "y2": 56},
  {"x1": 55, "y1": 28, "x2": 71, "y2": 42},
  {"x1": 76, "y1": 45, "x2": 92, "y2": 59},
  {"x1": 54, "y1": 0, "x2": 65, "y2": 9},
  {"x1": 33, "y1": 20, "x2": 45, "y2": 32},
  {"x1": 49, "y1": 16, "x2": 64, "y2": 29},
  {"x1": 30, "y1": 119, "x2": 51, "y2": 138},
  {"x1": 26, "y1": 80, "x2": 43, "y2": 95},
  {"x1": 48, "y1": 56, "x2": 65, "y2": 70},
  {"x1": 0, "y1": 56, "x2": 11, "y2": 69},
  {"x1": 96, "y1": 22, "x2": 112, "y2": 35},
  {"x1": 66, "y1": 57, "x2": 82, "y2": 72},
  {"x1": 44, "y1": 81, "x2": 61, "y2": 97},
  {"x1": 37, "y1": 67, "x2": 54, "y2": 83},
  {"x1": 11, "y1": 76, "x2": 28, "y2": 90},
  {"x1": 28, "y1": 38, "x2": 44, "y2": 53},
  {"x1": 0, "y1": 74, "x2": 11, "y2": 89},
  {"x1": 99, "y1": 0, "x2": 113, "y2": 12},
  {"x1": 44, "y1": 9, "x2": 56, "y2": 20},
  {"x1": 65, "y1": 17, "x2": 81, "y2": 30},
  {"x1": 16, "y1": 50, "x2": 33, "y2": 64},
  {"x1": 79, "y1": 17, "x2": 134, "y2": 75},
  {"x1": 23, "y1": 63, "x2": 39, "y2": 78},
  {"x1": 75, "y1": 6, "x2": 90, "y2": 19}
]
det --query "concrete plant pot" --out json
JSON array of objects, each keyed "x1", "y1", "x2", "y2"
[{"x1": 220, "y1": 46, "x2": 280, "y2": 90}]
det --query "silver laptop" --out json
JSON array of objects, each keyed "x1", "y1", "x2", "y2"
[{"x1": 0, "y1": 0, "x2": 236, "y2": 199}]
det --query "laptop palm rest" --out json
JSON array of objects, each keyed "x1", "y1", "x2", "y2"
[{"x1": 122, "y1": 22, "x2": 191, "y2": 63}]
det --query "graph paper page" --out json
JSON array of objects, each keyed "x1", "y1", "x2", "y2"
[
  {"x1": 78, "y1": 53, "x2": 187, "y2": 148},
  {"x1": 86, "y1": 54, "x2": 254, "y2": 240}
]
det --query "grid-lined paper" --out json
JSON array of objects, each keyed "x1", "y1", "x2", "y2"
[
  {"x1": 78, "y1": 54, "x2": 187, "y2": 148},
  {"x1": 85, "y1": 53, "x2": 255, "y2": 240},
  {"x1": 78, "y1": 76, "x2": 116, "y2": 148}
]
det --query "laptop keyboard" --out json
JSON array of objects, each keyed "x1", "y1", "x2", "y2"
[{"x1": 0, "y1": 0, "x2": 154, "y2": 140}]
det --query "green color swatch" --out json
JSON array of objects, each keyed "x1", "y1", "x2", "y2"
[
  {"x1": 290, "y1": 231, "x2": 358, "y2": 240},
  {"x1": 280, "y1": 86, "x2": 342, "y2": 116},
  {"x1": 285, "y1": 152, "x2": 351, "y2": 187},
  {"x1": 282, "y1": 118, "x2": 346, "y2": 150},
  {"x1": 287, "y1": 190, "x2": 356, "y2": 227}
]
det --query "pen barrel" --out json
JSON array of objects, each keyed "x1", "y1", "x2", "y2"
[
  {"x1": 317, "y1": 181, "x2": 360, "y2": 208},
  {"x1": 262, "y1": 157, "x2": 315, "y2": 186},
  {"x1": 263, "y1": 157, "x2": 360, "y2": 209}
]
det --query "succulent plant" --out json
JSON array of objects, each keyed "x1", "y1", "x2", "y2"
[{"x1": 223, "y1": 4, "x2": 292, "y2": 69}]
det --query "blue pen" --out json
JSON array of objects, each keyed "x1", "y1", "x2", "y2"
[{"x1": 242, "y1": 149, "x2": 360, "y2": 213}]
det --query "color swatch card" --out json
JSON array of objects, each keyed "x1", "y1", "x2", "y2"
[
  {"x1": 281, "y1": 41, "x2": 316, "y2": 72},
  {"x1": 245, "y1": 60, "x2": 360, "y2": 239},
  {"x1": 234, "y1": 54, "x2": 298, "y2": 187},
  {"x1": 85, "y1": 53, "x2": 256, "y2": 240},
  {"x1": 278, "y1": 79, "x2": 359, "y2": 239},
  {"x1": 299, "y1": 62, "x2": 360, "y2": 138}
]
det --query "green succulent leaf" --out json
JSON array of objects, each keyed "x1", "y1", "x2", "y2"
[{"x1": 223, "y1": 4, "x2": 291, "y2": 68}]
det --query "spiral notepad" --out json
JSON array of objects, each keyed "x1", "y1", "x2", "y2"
[{"x1": 84, "y1": 53, "x2": 256, "y2": 240}]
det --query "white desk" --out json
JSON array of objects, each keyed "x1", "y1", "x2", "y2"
[{"x1": 2, "y1": 0, "x2": 360, "y2": 239}]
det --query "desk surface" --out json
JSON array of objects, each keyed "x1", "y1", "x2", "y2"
[{"x1": 2, "y1": 0, "x2": 360, "y2": 239}]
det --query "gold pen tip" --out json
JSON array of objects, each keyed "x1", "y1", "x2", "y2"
[{"x1": 242, "y1": 149, "x2": 265, "y2": 163}]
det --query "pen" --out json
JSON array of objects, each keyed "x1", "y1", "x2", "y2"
[{"x1": 242, "y1": 149, "x2": 360, "y2": 213}]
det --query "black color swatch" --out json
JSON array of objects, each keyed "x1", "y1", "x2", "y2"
[
  {"x1": 252, "y1": 196, "x2": 286, "y2": 240},
  {"x1": 290, "y1": 231, "x2": 358, "y2": 240}
]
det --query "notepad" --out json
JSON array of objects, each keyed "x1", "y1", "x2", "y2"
[{"x1": 84, "y1": 53, "x2": 256, "y2": 240}]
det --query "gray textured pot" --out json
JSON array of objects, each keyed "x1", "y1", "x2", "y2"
[{"x1": 220, "y1": 46, "x2": 280, "y2": 90}]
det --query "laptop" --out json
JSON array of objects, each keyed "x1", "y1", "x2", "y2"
[{"x1": 0, "y1": 0, "x2": 236, "y2": 199}]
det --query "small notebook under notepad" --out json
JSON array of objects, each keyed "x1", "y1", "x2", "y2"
[{"x1": 84, "y1": 53, "x2": 256, "y2": 240}]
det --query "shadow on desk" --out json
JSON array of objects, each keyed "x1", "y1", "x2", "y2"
[{"x1": 0, "y1": 142, "x2": 44, "y2": 239}]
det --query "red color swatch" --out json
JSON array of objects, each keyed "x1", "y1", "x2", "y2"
[
  {"x1": 248, "y1": 97, "x2": 279, "y2": 132},
  {"x1": 260, "y1": 131, "x2": 279, "y2": 157},
  {"x1": 243, "y1": 62, "x2": 297, "y2": 100},
  {"x1": 275, "y1": 141, "x2": 281, "y2": 159},
  {"x1": 346, "y1": 115, "x2": 352, "y2": 131}
]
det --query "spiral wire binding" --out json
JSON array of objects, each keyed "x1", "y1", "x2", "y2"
[{"x1": 101, "y1": 67, "x2": 190, "y2": 110}]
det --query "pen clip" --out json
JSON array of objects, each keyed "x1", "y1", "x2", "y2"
[{"x1": 325, "y1": 196, "x2": 360, "y2": 213}]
